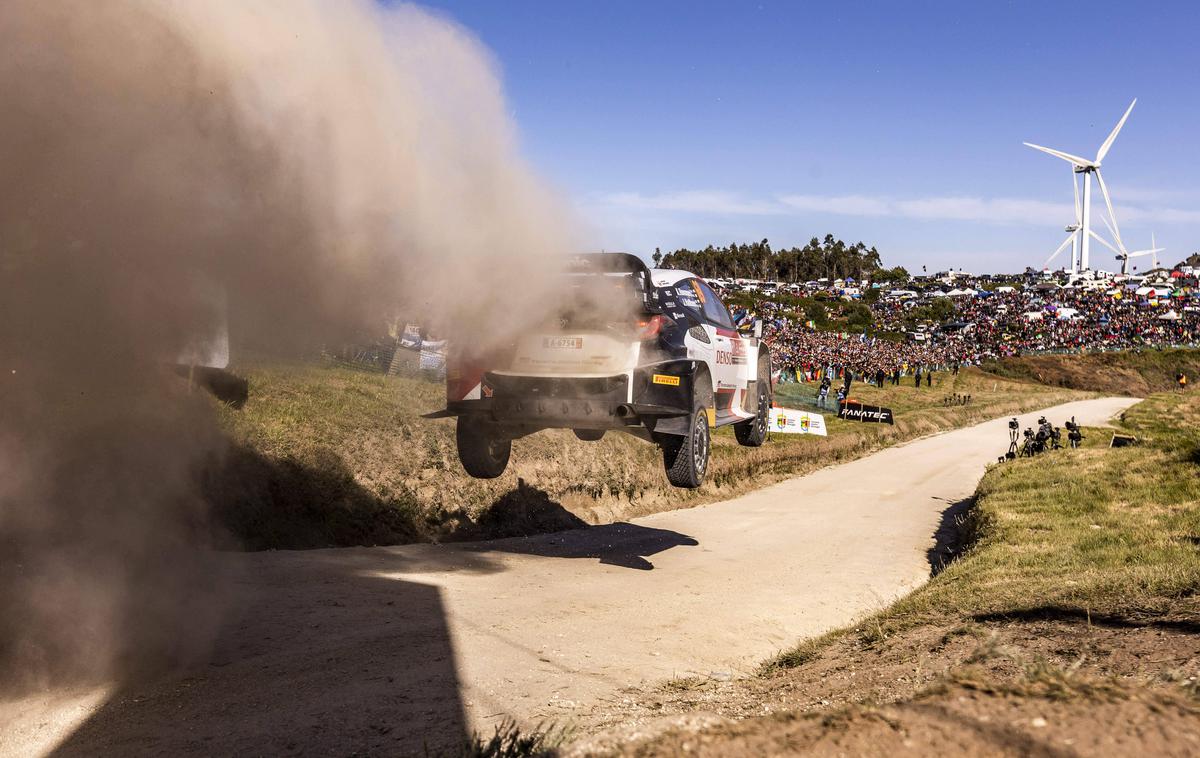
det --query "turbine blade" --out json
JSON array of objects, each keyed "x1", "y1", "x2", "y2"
[
  {"x1": 1095, "y1": 209, "x2": 1129, "y2": 257},
  {"x1": 1098, "y1": 209, "x2": 1118, "y2": 240},
  {"x1": 1096, "y1": 98, "x2": 1136, "y2": 162},
  {"x1": 1094, "y1": 171, "x2": 1126, "y2": 251},
  {"x1": 1023, "y1": 142, "x2": 1094, "y2": 168},
  {"x1": 1045, "y1": 233, "x2": 1075, "y2": 267},
  {"x1": 1087, "y1": 229, "x2": 1121, "y2": 255}
]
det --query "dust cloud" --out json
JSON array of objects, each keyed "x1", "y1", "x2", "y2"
[{"x1": 0, "y1": 0, "x2": 577, "y2": 691}]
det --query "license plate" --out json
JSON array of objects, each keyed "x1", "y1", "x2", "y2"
[{"x1": 542, "y1": 337, "x2": 583, "y2": 349}]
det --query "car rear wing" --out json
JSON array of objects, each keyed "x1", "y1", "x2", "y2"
[{"x1": 562, "y1": 252, "x2": 662, "y2": 314}]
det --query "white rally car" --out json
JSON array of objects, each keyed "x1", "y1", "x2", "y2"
[{"x1": 425, "y1": 253, "x2": 772, "y2": 488}]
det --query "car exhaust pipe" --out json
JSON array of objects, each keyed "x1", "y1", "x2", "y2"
[{"x1": 615, "y1": 404, "x2": 634, "y2": 418}]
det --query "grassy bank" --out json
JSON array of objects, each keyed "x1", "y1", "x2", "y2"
[
  {"x1": 581, "y1": 391, "x2": 1200, "y2": 756},
  {"x1": 986, "y1": 347, "x2": 1200, "y2": 396},
  {"x1": 206, "y1": 363, "x2": 1079, "y2": 549}
]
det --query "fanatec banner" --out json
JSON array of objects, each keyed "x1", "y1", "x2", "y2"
[{"x1": 838, "y1": 401, "x2": 895, "y2": 425}]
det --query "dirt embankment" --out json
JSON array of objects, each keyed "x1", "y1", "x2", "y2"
[
  {"x1": 987, "y1": 348, "x2": 1200, "y2": 396},
  {"x1": 571, "y1": 613, "x2": 1200, "y2": 757}
]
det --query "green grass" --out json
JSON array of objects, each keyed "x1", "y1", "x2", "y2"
[
  {"x1": 774, "y1": 367, "x2": 1036, "y2": 418},
  {"x1": 771, "y1": 389, "x2": 1200, "y2": 669}
]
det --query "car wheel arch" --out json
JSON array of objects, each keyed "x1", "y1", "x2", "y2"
[{"x1": 692, "y1": 361, "x2": 715, "y2": 409}]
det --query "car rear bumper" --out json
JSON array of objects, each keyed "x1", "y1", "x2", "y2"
[
  {"x1": 426, "y1": 362, "x2": 698, "y2": 433},
  {"x1": 486, "y1": 372, "x2": 632, "y2": 429}
]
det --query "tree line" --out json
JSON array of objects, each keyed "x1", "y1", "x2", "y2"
[{"x1": 653, "y1": 235, "x2": 907, "y2": 283}]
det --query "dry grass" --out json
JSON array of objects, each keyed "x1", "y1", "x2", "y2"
[
  {"x1": 206, "y1": 362, "x2": 1080, "y2": 549},
  {"x1": 985, "y1": 347, "x2": 1200, "y2": 396},
  {"x1": 769, "y1": 389, "x2": 1200, "y2": 667}
]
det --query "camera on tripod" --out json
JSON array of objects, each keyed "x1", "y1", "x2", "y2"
[
  {"x1": 1000, "y1": 415, "x2": 1073, "y2": 461},
  {"x1": 1064, "y1": 416, "x2": 1083, "y2": 448}
]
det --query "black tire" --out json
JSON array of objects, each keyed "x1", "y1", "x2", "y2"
[
  {"x1": 734, "y1": 378, "x2": 771, "y2": 447},
  {"x1": 456, "y1": 415, "x2": 511, "y2": 479},
  {"x1": 573, "y1": 429, "x2": 605, "y2": 442},
  {"x1": 661, "y1": 403, "x2": 710, "y2": 488}
]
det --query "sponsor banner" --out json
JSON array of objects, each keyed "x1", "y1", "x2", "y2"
[
  {"x1": 419, "y1": 339, "x2": 447, "y2": 376},
  {"x1": 399, "y1": 323, "x2": 422, "y2": 349},
  {"x1": 838, "y1": 401, "x2": 895, "y2": 425},
  {"x1": 769, "y1": 407, "x2": 827, "y2": 436},
  {"x1": 652, "y1": 373, "x2": 681, "y2": 386}
]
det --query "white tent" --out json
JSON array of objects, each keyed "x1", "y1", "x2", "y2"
[{"x1": 1158, "y1": 310, "x2": 1182, "y2": 321}]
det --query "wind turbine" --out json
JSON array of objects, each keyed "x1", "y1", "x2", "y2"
[
  {"x1": 1025, "y1": 98, "x2": 1136, "y2": 272},
  {"x1": 1117, "y1": 232, "x2": 1165, "y2": 275},
  {"x1": 1043, "y1": 170, "x2": 1082, "y2": 273}
]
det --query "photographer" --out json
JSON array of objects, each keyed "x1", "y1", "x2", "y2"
[
  {"x1": 1065, "y1": 417, "x2": 1083, "y2": 449},
  {"x1": 816, "y1": 375, "x2": 831, "y2": 409}
]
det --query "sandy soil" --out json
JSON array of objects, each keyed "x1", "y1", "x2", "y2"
[
  {"x1": 1, "y1": 397, "x2": 1135, "y2": 757},
  {"x1": 570, "y1": 614, "x2": 1200, "y2": 757}
]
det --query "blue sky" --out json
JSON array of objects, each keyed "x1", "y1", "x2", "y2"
[{"x1": 416, "y1": 1, "x2": 1200, "y2": 273}]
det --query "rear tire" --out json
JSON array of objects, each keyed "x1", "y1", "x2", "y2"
[
  {"x1": 734, "y1": 379, "x2": 771, "y2": 447},
  {"x1": 573, "y1": 429, "x2": 605, "y2": 442},
  {"x1": 456, "y1": 415, "x2": 511, "y2": 478},
  {"x1": 661, "y1": 403, "x2": 710, "y2": 488}
]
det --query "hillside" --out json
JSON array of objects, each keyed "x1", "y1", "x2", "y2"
[
  {"x1": 203, "y1": 363, "x2": 1079, "y2": 550},
  {"x1": 986, "y1": 348, "x2": 1200, "y2": 396}
]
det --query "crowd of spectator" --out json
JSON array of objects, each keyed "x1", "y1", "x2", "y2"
[{"x1": 720, "y1": 272, "x2": 1200, "y2": 385}]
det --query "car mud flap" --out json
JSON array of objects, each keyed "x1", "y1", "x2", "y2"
[{"x1": 633, "y1": 360, "x2": 694, "y2": 431}]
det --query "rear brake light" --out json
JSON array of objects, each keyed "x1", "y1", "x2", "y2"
[{"x1": 636, "y1": 314, "x2": 673, "y2": 340}]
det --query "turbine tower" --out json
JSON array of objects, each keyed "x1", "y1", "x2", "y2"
[{"x1": 1025, "y1": 99, "x2": 1136, "y2": 272}]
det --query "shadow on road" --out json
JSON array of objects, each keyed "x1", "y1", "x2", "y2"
[
  {"x1": 39, "y1": 508, "x2": 699, "y2": 754},
  {"x1": 48, "y1": 550, "x2": 497, "y2": 756},
  {"x1": 470, "y1": 522, "x2": 700, "y2": 571},
  {"x1": 449, "y1": 479, "x2": 699, "y2": 570}
]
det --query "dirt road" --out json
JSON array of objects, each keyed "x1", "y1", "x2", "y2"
[{"x1": 4, "y1": 397, "x2": 1135, "y2": 756}]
